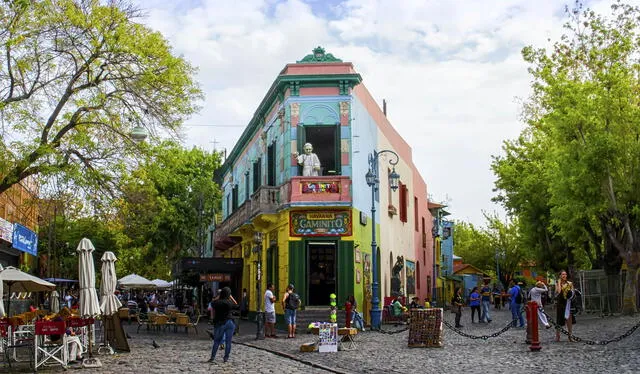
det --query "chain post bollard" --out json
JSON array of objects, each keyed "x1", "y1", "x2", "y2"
[{"x1": 528, "y1": 301, "x2": 541, "y2": 351}]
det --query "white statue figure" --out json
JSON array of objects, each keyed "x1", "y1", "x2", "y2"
[{"x1": 293, "y1": 142, "x2": 321, "y2": 176}]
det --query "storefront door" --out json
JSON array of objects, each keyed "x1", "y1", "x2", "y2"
[{"x1": 307, "y1": 241, "x2": 337, "y2": 305}]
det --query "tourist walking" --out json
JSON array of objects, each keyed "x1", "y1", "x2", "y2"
[
  {"x1": 208, "y1": 287, "x2": 237, "y2": 363},
  {"x1": 480, "y1": 282, "x2": 493, "y2": 322},
  {"x1": 452, "y1": 287, "x2": 464, "y2": 328},
  {"x1": 469, "y1": 287, "x2": 481, "y2": 323},
  {"x1": 509, "y1": 281, "x2": 525, "y2": 327},
  {"x1": 555, "y1": 270, "x2": 574, "y2": 342}
]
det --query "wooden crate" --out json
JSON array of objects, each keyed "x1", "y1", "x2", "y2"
[{"x1": 407, "y1": 308, "x2": 444, "y2": 348}]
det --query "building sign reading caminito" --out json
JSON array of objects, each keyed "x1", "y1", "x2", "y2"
[{"x1": 290, "y1": 211, "x2": 352, "y2": 237}]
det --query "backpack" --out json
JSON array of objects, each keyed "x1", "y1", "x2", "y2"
[
  {"x1": 515, "y1": 287, "x2": 525, "y2": 304},
  {"x1": 286, "y1": 292, "x2": 300, "y2": 310}
]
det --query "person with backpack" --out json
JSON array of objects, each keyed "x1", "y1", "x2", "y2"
[
  {"x1": 282, "y1": 284, "x2": 300, "y2": 338},
  {"x1": 509, "y1": 281, "x2": 525, "y2": 328}
]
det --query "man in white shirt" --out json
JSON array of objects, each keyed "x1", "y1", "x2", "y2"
[{"x1": 264, "y1": 283, "x2": 277, "y2": 338}]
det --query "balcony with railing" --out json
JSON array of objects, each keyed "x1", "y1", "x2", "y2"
[
  {"x1": 288, "y1": 176, "x2": 351, "y2": 203},
  {"x1": 213, "y1": 176, "x2": 352, "y2": 250}
]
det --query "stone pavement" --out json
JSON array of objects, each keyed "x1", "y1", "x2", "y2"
[{"x1": 8, "y1": 306, "x2": 640, "y2": 373}]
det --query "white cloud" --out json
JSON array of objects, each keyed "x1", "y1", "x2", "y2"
[{"x1": 132, "y1": 0, "x2": 622, "y2": 227}]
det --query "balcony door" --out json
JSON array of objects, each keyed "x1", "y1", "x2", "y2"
[
  {"x1": 267, "y1": 143, "x2": 276, "y2": 186},
  {"x1": 252, "y1": 158, "x2": 262, "y2": 193}
]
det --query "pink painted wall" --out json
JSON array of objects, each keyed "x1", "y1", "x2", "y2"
[
  {"x1": 280, "y1": 63, "x2": 357, "y2": 76},
  {"x1": 299, "y1": 86, "x2": 340, "y2": 96}
]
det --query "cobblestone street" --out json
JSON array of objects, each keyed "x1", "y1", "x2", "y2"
[{"x1": 10, "y1": 306, "x2": 640, "y2": 373}]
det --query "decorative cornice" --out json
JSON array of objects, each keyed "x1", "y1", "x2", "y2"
[{"x1": 297, "y1": 46, "x2": 343, "y2": 63}]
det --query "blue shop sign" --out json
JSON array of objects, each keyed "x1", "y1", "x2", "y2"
[{"x1": 12, "y1": 223, "x2": 38, "y2": 256}]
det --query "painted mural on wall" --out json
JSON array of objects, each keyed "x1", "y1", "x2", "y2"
[
  {"x1": 391, "y1": 255, "x2": 404, "y2": 296},
  {"x1": 290, "y1": 211, "x2": 352, "y2": 236},
  {"x1": 406, "y1": 260, "x2": 415, "y2": 295}
]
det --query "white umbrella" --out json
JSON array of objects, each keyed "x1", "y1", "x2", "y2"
[
  {"x1": 100, "y1": 251, "x2": 121, "y2": 315},
  {"x1": 0, "y1": 264, "x2": 4, "y2": 317},
  {"x1": 77, "y1": 238, "x2": 100, "y2": 317},
  {"x1": 151, "y1": 279, "x2": 171, "y2": 289},
  {"x1": 77, "y1": 238, "x2": 102, "y2": 366},
  {"x1": 118, "y1": 273, "x2": 156, "y2": 289},
  {"x1": 50, "y1": 290, "x2": 60, "y2": 313},
  {"x1": 0, "y1": 266, "x2": 55, "y2": 315}
]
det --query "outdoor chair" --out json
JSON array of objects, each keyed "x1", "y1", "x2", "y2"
[
  {"x1": 174, "y1": 314, "x2": 189, "y2": 333},
  {"x1": 34, "y1": 320, "x2": 67, "y2": 371},
  {"x1": 136, "y1": 312, "x2": 155, "y2": 333},
  {"x1": 185, "y1": 314, "x2": 200, "y2": 335},
  {"x1": 152, "y1": 315, "x2": 169, "y2": 332},
  {"x1": 4, "y1": 320, "x2": 35, "y2": 370}
]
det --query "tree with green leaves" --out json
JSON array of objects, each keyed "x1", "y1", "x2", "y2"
[
  {"x1": 116, "y1": 141, "x2": 222, "y2": 276},
  {"x1": 453, "y1": 215, "x2": 532, "y2": 288},
  {"x1": 495, "y1": 1, "x2": 640, "y2": 313},
  {"x1": 0, "y1": 0, "x2": 202, "y2": 200}
]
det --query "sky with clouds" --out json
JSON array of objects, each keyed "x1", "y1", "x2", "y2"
[{"x1": 132, "y1": 0, "x2": 625, "y2": 227}]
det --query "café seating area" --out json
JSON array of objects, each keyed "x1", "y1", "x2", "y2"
[{"x1": 1, "y1": 309, "x2": 93, "y2": 371}]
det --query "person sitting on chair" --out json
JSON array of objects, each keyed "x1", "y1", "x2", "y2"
[
  {"x1": 65, "y1": 326, "x2": 84, "y2": 363},
  {"x1": 391, "y1": 297, "x2": 407, "y2": 317}
]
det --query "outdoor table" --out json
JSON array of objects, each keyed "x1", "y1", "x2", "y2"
[{"x1": 337, "y1": 328, "x2": 358, "y2": 350}]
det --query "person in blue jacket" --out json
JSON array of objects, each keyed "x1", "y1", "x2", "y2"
[{"x1": 509, "y1": 281, "x2": 525, "y2": 328}]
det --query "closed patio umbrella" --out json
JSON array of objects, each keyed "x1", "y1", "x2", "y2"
[
  {"x1": 77, "y1": 238, "x2": 101, "y2": 366},
  {"x1": 100, "y1": 251, "x2": 121, "y2": 316},
  {"x1": 77, "y1": 238, "x2": 100, "y2": 318},
  {"x1": 50, "y1": 290, "x2": 60, "y2": 313}
]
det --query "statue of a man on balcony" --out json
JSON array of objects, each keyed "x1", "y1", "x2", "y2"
[{"x1": 293, "y1": 142, "x2": 321, "y2": 176}]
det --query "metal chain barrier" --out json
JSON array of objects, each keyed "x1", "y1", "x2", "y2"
[
  {"x1": 442, "y1": 319, "x2": 515, "y2": 340},
  {"x1": 374, "y1": 326, "x2": 410, "y2": 335},
  {"x1": 541, "y1": 307, "x2": 640, "y2": 345}
]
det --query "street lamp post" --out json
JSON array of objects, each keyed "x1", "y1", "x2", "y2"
[
  {"x1": 253, "y1": 231, "x2": 265, "y2": 340},
  {"x1": 365, "y1": 149, "x2": 400, "y2": 330}
]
